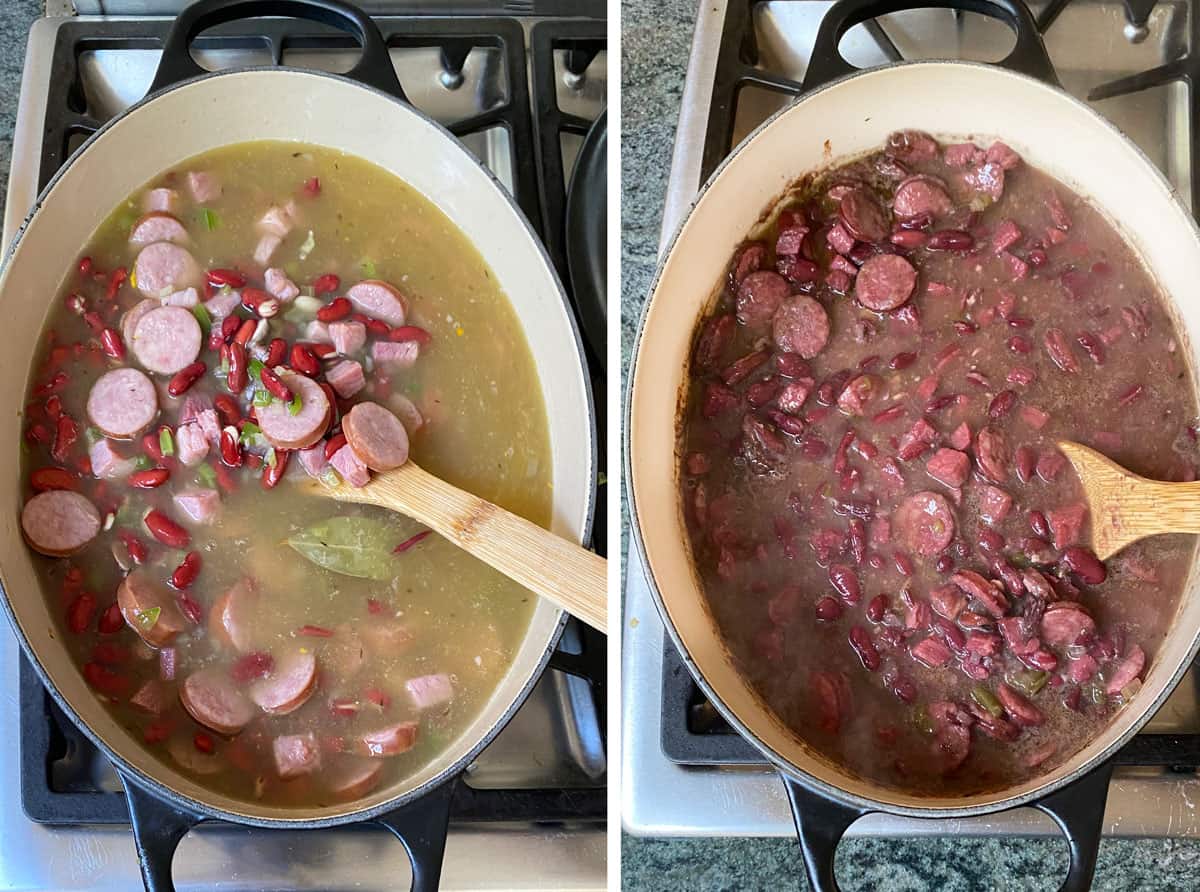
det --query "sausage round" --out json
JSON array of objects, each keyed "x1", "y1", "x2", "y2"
[
  {"x1": 256, "y1": 370, "x2": 331, "y2": 449},
  {"x1": 894, "y1": 490, "x2": 956, "y2": 557},
  {"x1": 249, "y1": 647, "x2": 317, "y2": 714},
  {"x1": 121, "y1": 299, "x2": 158, "y2": 346},
  {"x1": 180, "y1": 667, "x2": 256, "y2": 736},
  {"x1": 21, "y1": 490, "x2": 101, "y2": 557},
  {"x1": 134, "y1": 242, "x2": 203, "y2": 297},
  {"x1": 129, "y1": 212, "x2": 190, "y2": 247},
  {"x1": 358, "y1": 720, "x2": 419, "y2": 757},
  {"x1": 735, "y1": 270, "x2": 790, "y2": 329},
  {"x1": 772, "y1": 296, "x2": 829, "y2": 358},
  {"x1": 839, "y1": 188, "x2": 889, "y2": 242},
  {"x1": 131, "y1": 306, "x2": 202, "y2": 375},
  {"x1": 208, "y1": 577, "x2": 256, "y2": 653},
  {"x1": 324, "y1": 757, "x2": 384, "y2": 800},
  {"x1": 342, "y1": 401, "x2": 410, "y2": 471},
  {"x1": 855, "y1": 254, "x2": 917, "y2": 312},
  {"x1": 892, "y1": 175, "x2": 954, "y2": 220},
  {"x1": 346, "y1": 280, "x2": 408, "y2": 327},
  {"x1": 117, "y1": 569, "x2": 187, "y2": 648},
  {"x1": 86, "y1": 367, "x2": 159, "y2": 438}
]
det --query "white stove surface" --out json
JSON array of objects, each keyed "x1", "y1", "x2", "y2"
[
  {"x1": 2, "y1": 13, "x2": 605, "y2": 891},
  {"x1": 623, "y1": 0, "x2": 1200, "y2": 838}
]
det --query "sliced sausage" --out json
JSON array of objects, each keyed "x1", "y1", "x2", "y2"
[
  {"x1": 735, "y1": 270, "x2": 790, "y2": 329},
  {"x1": 131, "y1": 305, "x2": 202, "y2": 376},
  {"x1": 130, "y1": 679, "x2": 170, "y2": 715},
  {"x1": 134, "y1": 242, "x2": 203, "y2": 297},
  {"x1": 389, "y1": 394, "x2": 424, "y2": 436},
  {"x1": 360, "y1": 618, "x2": 412, "y2": 655},
  {"x1": 346, "y1": 280, "x2": 408, "y2": 326},
  {"x1": 117, "y1": 569, "x2": 187, "y2": 648},
  {"x1": 256, "y1": 370, "x2": 331, "y2": 450},
  {"x1": 893, "y1": 175, "x2": 953, "y2": 220},
  {"x1": 208, "y1": 577, "x2": 257, "y2": 652},
  {"x1": 21, "y1": 490, "x2": 101, "y2": 557},
  {"x1": 996, "y1": 682, "x2": 1045, "y2": 726},
  {"x1": 87, "y1": 367, "x2": 158, "y2": 439},
  {"x1": 855, "y1": 254, "x2": 917, "y2": 312},
  {"x1": 324, "y1": 757, "x2": 384, "y2": 800},
  {"x1": 273, "y1": 732, "x2": 322, "y2": 779},
  {"x1": 250, "y1": 647, "x2": 317, "y2": 714},
  {"x1": 121, "y1": 298, "x2": 158, "y2": 346},
  {"x1": 142, "y1": 187, "x2": 180, "y2": 215},
  {"x1": 1106, "y1": 644, "x2": 1146, "y2": 695},
  {"x1": 180, "y1": 667, "x2": 256, "y2": 736},
  {"x1": 839, "y1": 188, "x2": 889, "y2": 242},
  {"x1": 129, "y1": 212, "x2": 189, "y2": 247},
  {"x1": 894, "y1": 491, "x2": 955, "y2": 557},
  {"x1": 358, "y1": 720, "x2": 419, "y2": 757},
  {"x1": 772, "y1": 296, "x2": 829, "y2": 358},
  {"x1": 886, "y1": 130, "x2": 939, "y2": 164},
  {"x1": 1040, "y1": 603, "x2": 1096, "y2": 647},
  {"x1": 342, "y1": 402, "x2": 410, "y2": 471}
]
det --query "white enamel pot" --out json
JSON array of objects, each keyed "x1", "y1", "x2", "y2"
[
  {"x1": 0, "y1": 1, "x2": 594, "y2": 890},
  {"x1": 627, "y1": 1, "x2": 1200, "y2": 889}
]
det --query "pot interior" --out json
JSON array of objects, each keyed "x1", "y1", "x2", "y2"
[
  {"x1": 630, "y1": 61, "x2": 1200, "y2": 814},
  {"x1": 0, "y1": 69, "x2": 592, "y2": 822}
]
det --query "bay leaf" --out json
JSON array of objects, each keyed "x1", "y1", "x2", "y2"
[{"x1": 286, "y1": 516, "x2": 397, "y2": 580}]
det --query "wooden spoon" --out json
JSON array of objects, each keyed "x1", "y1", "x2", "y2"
[
  {"x1": 1057, "y1": 440, "x2": 1200, "y2": 561},
  {"x1": 306, "y1": 461, "x2": 607, "y2": 631}
]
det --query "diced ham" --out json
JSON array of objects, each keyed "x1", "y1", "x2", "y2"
[
  {"x1": 254, "y1": 233, "x2": 281, "y2": 266},
  {"x1": 977, "y1": 485, "x2": 1013, "y2": 525},
  {"x1": 930, "y1": 583, "x2": 967, "y2": 620},
  {"x1": 273, "y1": 732, "x2": 322, "y2": 779},
  {"x1": 1106, "y1": 644, "x2": 1146, "y2": 695},
  {"x1": 372, "y1": 340, "x2": 419, "y2": 368},
  {"x1": 925, "y1": 448, "x2": 969, "y2": 487},
  {"x1": 330, "y1": 320, "x2": 367, "y2": 356},
  {"x1": 89, "y1": 438, "x2": 136, "y2": 479},
  {"x1": 986, "y1": 141, "x2": 1021, "y2": 171},
  {"x1": 1047, "y1": 502, "x2": 1088, "y2": 549},
  {"x1": 175, "y1": 422, "x2": 209, "y2": 466},
  {"x1": 298, "y1": 444, "x2": 329, "y2": 479},
  {"x1": 305, "y1": 320, "x2": 333, "y2": 345},
  {"x1": 257, "y1": 205, "x2": 294, "y2": 238},
  {"x1": 163, "y1": 287, "x2": 199, "y2": 308},
  {"x1": 810, "y1": 670, "x2": 851, "y2": 734},
  {"x1": 330, "y1": 444, "x2": 370, "y2": 487},
  {"x1": 326, "y1": 360, "x2": 366, "y2": 398},
  {"x1": 910, "y1": 636, "x2": 953, "y2": 667},
  {"x1": 992, "y1": 219, "x2": 1022, "y2": 253},
  {"x1": 951, "y1": 570, "x2": 1007, "y2": 618},
  {"x1": 944, "y1": 143, "x2": 982, "y2": 167},
  {"x1": 265, "y1": 267, "x2": 299, "y2": 302},
  {"x1": 405, "y1": 673, "x2": 453, "y2": 710},
  {"x1": 1067, "y1": 653, "x2": 1099, "y2": 684},
  {"x1": 204, "y1": 288, "x2": 242, "y2": 318},
  {"x1": 948, "y1": 422, "x2": 971, "y2": 451},
  {"x1": 996, "y1": 683, "x2": 1044, "y2": 726},
  {"x1": 186, "y1": 170, "x2": 222, "y2": 203},
  {"x1": 130, "y1": 679, "x2": 169, "y2": 715},
  {"x1": 173, "y1": 487, "x2": 221, "y2": 524},
  {"x1": 1040, "y1": 603, "x2": 1096, "y2": 647}
]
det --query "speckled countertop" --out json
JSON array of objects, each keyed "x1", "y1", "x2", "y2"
[
  {"x1": 0, "y1": 1, "x2": 43, "y2": 213},
  {"x1": 619, "y1": 0, "x2": 1200, "y2": 889}
]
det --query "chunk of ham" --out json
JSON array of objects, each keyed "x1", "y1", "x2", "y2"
[
  {"x1": 175, "y1": 422, "x2": 209, "y2": 466},
  {"x1": 372, "y1": 340, "x2": 419, "y2": 368},
  {"x1": 90, "y1": 438, "x2": 137, "y2": 479},
  {"x1": 1106, "y1": 644, "x2": 1146, "y2": 695},
  {"x1": 305, "y1": 320, "x2": 333, "y2": 345},
  {"x1": 327, "y1": 360, "x2": 365, "y2": 399},
  {"x1": 1040, "y1": 603, "x2": 1096, "y2": 647},
  {"x1": 142, "y1": 188, "x2": 180, "y2": 215},
  {"x1": 1047, "y1": 503, "x2": 1088, "y2": 549},
  {"x1": 330, "y1": 320, "x2": 367, "y2": 356},
  {"x1": 330, "y1": 444, "x2": 369, "y2": 487},
  {"x1": 257, "y1": 205, "x2": 295, "y2": 238},
  {"x1": 254, "y1": 234, "x2": 281, "y2": 266},
  {"x1": 926, "y1": 448, "x2": 969, "y2": 488},
  {"x1": 298, "y1": 444, "x2": 329, "y2": 479},
  {"x1": 179, "y1": 396, "x2": 220, "y2": 445},
  {"x1": 163, "y1": 287, "x2": 199, "y2": 308},
  {"x1": 204, "y1": 288, "x2": 242, "y2": 319},
  {"x1": 405, "y1": 673, "x2": 453, "y2": 710},
  {"x1": 265, "y1": 268, "x2": 299, "y2": 302},
  {"x1": 273, "y1": 732, "x2": 322, "y2": 779},
  {"x1": 174, "y1": 487, "x2": 221, "y2": 524},
  {"x1": 130, "y1": 679, "x2": 169, "y2": 715},
  {"x1": 186, "y1": 171, "x2": 222, "y2": 203}
]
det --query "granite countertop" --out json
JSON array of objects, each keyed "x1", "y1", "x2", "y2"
[
  {"x1": 619, "y1": 0, "x2": 1200, "y2": 889},
  {"x1": 0, "y1": 1, "x2": 43, "y2": 213}
]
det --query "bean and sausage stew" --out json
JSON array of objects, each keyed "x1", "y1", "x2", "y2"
[
  {"x1": 20, "y1": 141, "x2": 551, "y2": 806},
  {"x1": 681, "y1": 131, "x2": 1197, "y2": 794}
]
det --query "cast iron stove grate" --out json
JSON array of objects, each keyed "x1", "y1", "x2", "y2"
[
  {"x1": 660, "y1": 0, "x2": 1200, "y2": 776},
  {"x1": 19, "y1": 2, "x2": 606, "y2": 838}
]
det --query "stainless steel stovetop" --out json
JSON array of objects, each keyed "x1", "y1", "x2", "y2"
[
  {"x1": 0, "y1": 6, "x2": 606, "y2": 891},
  {"x1": 623, "y1": 0, "x2": 1200, "y2": 839}
]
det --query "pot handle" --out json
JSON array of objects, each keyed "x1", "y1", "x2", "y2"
[
  {"x1": 120, "y1": 770, "x2": 205, "y2": 892},
  {"x1": 148, "y1": 0, "x2": 406, "y2": 101},
  {"x1": 801, "y1": 0, "x2": 1059, "y2": 93},
  {"x1": 781, "y1": 774, "x2": 871, "y2": 892},
  {"x1": 373, "y1": 774, "x2": 458, "y2": 892},
  {"x1": 1033, "y1": 760, "x2": 1115, "y2": 892}
]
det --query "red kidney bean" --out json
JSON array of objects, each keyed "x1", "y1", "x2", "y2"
[
  {"x1": 261, "y1": 449, "x2": 290, "y2": 489},
  {"x1": 324, "y1": 433, "x2": 348, "y2": 461},
  {"x1": 219, "y1": 314, "x2": 241, "y2": 345},
  {"x1": 129, "y1": 468, "x2": 169, "y2": 489},
  {"x1": 118, "y1": 530, "x2": 147, "y2": 564},
  {"x1": 927, "y1": 229, "x2": 974, "y2": 251},
  {"x1": 1007, "y1": 317, "x2": 1034, "y2": 329},
  {"x1": 144, "y1": 719, "x2": 173, "y2": 744},
  {"x1": 815, "y1": 596, "x2": 843, "y2": 621},
  {"x1": 953, "y1": 320, "x2": 978, "y2": 336},
  {"x1": 99, "y1": 328, "x2": 124, "y2": 360},
  {"x1": 893, "y1": 551, "x2": 914, "y2": 577},
  {"x1": 1061, "y1": 546, "x2": 1107, "y2": 584},
  {"x1": 266, "y1": 337, "x2": 288, "y2": 368},
  {"x1": 775, "y1": 354, "x2": 810, "y2": 378},
  {"x1": 83, "y1": 661, "x2": 129, "y2": 696},
  {"x1": 193, "y1": 732, "x2": 215, "y2": 754},
  {"x1": 290, "y1": 343, "x2": 321, "y2": 376},
  {"x1": 227, "y1": 341, "x2": 248, "y2": 393},
  {"x1": 887, "y1": 351, "x2": 917, "y2": 371},
  {"x1": 233, "y1": 318, "x2": 258, "y2": 347},
  {"x1": 1118, "y1": 384, "x2": 1144, "y2": 406},
  {"x1": 231, "y1": 651, "x2": 275, "y2": 682},
  {"x1": 311, "y1": 343, "x2": 336, "y2": 359},
  {"x1": 867, "y1": 594, "x2": 889, "y2": 623},
  {"x1": 30, "y1": 467, "x2": 78, "y2": 492},
  {"x1": 978, "y1": 530, "x2": 1005, "y2": 553},
  {"x1": 889, "y1": 676, "x2": 918, "y2": 703},
  {"x1": 97, "y1": 602, "x2": 124, "y2": 634},
  {"x1": 1007, "y1": 335, "x2": 1032, "y2": 354},
  {"x1": 890, "y1": 229, "x2": 928, "y2": 249},
  {"x1": 848, "y1": 519, "x2": 867, "y2": 565},
  {"x1": 987, "y1": 390, "x2": 1017, "y2": 419},
  {"x1": 213, "y1": 394, "x2": 240, "y2": 427},
  {"x1": 935, "y1": 555, "x2": 955, "y2": 574},
  {"x1": 51, "y1": 415, "x2": 78, "y2": 463},
  {"x1": 848, "y1": 626, "x2": 881, "y2": 671},
  {"x1": 177, "y1": 592, "x2": 203, "y2": 624},
  {"x1": 167, "y1": 361, "x2": 207, "y2": 397},
  {"x1": 78, "y1": 256, "x2": 93, "y2": 276},
  {"x1": 1029, "y1": 510, "x2": 1050, "y2": 539},
  {"x1": 144, "y1": 510, "x2": 189, "y2": 548},
  {"x1": 207, "y1": 268, "x2": 247, "y2": 288},
  {"x1": 169, "y1": 551, "x2": 201, "y2": 589},
  {"x1": 219, "y1": 426, "x2": 243, "y2": 468},
  {"x1": 899, "y1": 212, "x2": 933, "y2": 231},
  {"x1": 313, "y1": 273, "x2": 340, "y2": 295},
  {"x1": 1014, "y1": 445, "x2": 1037, "y2": 483},
  {"x1": 829, "y1": 564, "x2": 862, "y2": 604},
  {"x1": 317, "y1": 297, "x2": 352, "y2": 322},
  {"x1": 297, "y1": 624, "x2": 335, "y2": 637},
  {"x1": 1077, "y1": 331, "x2": 1105, "y2": 365},
  {"x1": 766, "y1": 410, "x2": 806, "y2": 437},
  {"x1": 67, "y1": 592, "x2": 96, "y2": 634},
  {"x1": 259, "y1": 366, "x2": 293, "y2": 402}
]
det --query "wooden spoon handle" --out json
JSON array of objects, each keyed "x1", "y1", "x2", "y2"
[{"x1": 333, "y1": 463, "x2": 607, "y2": 632}]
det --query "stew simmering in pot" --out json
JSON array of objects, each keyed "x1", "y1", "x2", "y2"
[
  {"x1": 19, "y1": 141, "x2": 551, "y2": 806},
  {"x1": 680, "y1": 131, "x2": 1197, "y2": 794}
]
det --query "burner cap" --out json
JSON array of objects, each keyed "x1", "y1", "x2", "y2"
[{"x1": 565, "y1": 109, "x2": 607, "y2": 367}]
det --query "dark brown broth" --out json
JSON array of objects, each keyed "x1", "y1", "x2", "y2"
[{"x1": 680, "y1": 133, "x2": 1198, "y2": 795}]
